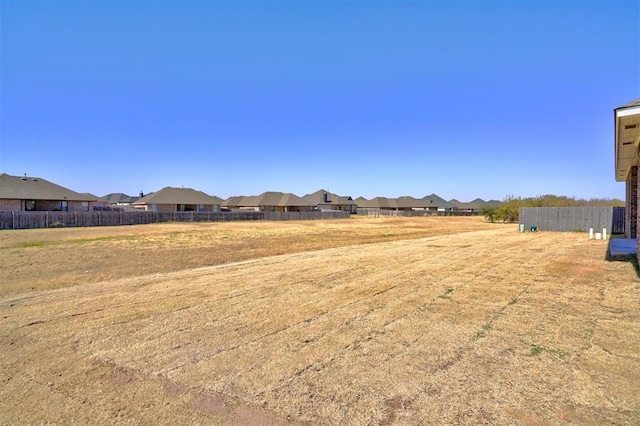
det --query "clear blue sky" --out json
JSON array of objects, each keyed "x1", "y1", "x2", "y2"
[{"x1": 1, "y1": 1, "x2": 639, "y2": 201}]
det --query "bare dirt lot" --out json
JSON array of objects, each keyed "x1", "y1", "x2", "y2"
[{"x1": 1, "y1": 217, "x2": 639, "y2": 424}]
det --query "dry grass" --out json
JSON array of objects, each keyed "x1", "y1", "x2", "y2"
[
  {"x1": 1, "y1": 217, "x2": 639, "y2": 424},
  {"x1": 0, "y1": 216, "x2": 493, "y2": 296}
]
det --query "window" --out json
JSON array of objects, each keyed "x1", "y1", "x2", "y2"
[
  {"x1": 61, "y1": 201, "x2": 68, "y2": 211},
  {"x1": 82, "y1": 201, "x2": 89, "y2": 212},
  {"x1": 25, "y1": 200, "x2": 35, "y2": 211}
]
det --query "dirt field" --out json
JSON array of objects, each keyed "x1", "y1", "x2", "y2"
[{"x1": 1, "y1": 217, "x2": 639, "y2": 424}]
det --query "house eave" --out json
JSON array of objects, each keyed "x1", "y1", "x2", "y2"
[{"x1": 615, "y1": 105, "x2": 640, "y2": 182}]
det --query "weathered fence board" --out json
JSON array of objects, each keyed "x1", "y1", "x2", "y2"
[
  {"x1": 0, "y1": 210, "x2": 350, "y2": 230},
  {"x1": 356, "y1": 209, "x2": 476, "y2": 217},
  {"x1": 518, "y1": 207, "x2": 625, "y2": 233},
  {"x1": 612, "y1": 207, "x2": 625, "y2": 234}
]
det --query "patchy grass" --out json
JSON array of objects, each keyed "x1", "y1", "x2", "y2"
[
  {"x1": 438, "y1": 288, "x2": 455, "y2": 299},
  {"x1": 530, "y1": 344, "x2": 567, "y2": 358},
  {"x1": 1, "y1": 217, "x2": 639, "y2": 425}
]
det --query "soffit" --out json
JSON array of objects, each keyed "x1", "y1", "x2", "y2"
[{"x1": 615, "y1": 105, "x2": 640, "y2": 182}]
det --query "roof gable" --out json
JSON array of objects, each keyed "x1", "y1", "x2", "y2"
[{"x1": 422, "y1": 194, "x2": 455, "y2": 209}]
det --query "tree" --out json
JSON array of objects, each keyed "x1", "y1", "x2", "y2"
[
  {"x1": 496, "y1": 196, "x2": 520, "y2": 223},
  {"x1": 482, "y1": 206, "x2": 498, "y2": 223}
]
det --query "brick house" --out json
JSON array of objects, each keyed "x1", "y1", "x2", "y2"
[
  {"x1": 0, "y1": 173, "x2": 96, "y2": 211},
  {"x1": 614, "y1": 98, "x2": 640, "y2": 249},
  {"x1": 133, "y1": 187, "x2": 223, "y2": 212}
]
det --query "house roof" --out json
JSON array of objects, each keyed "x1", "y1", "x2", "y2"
[
  {"x1": 303, "y1": 189, "x2": 356, "y2": 206},
  {"x1": 422, "y1": 194, "x2": 456, "y2": 209},
  {"x1": 103, "y1": 193, "x2": 139, "y2": 204},
  {"x1": 238, "y1": 192, "x2": 315, "y2": 207},
  {"x1": 355, "y1": 194, "x2": 457, "y2": 209},
  {"x1": 395, "y1": 196, "x2": 422, "y2": 209},
  {"x1": 81, "y1": 193, "x2": 108, "y2": 202},
  {"x1": 617, "y1": 98, "x2": 640, "y2": 109},
  {"x1": 133, "y1": 187, "x2": 223, "y2": 205},
  {"x1": 221, "y1": 196, "x2": 246, "y2": 207},
  {"x1": 449, "y1": 198, "x2": 498, "y2": 210},
  {"x1": 614, "y1": 97, "x2": 640, "y2": 182},
  {"x1": 357, "y1": 197, "x2": 398, "y2": 209},
  {"x1": 0, "y1": 173, "x2": 96, "y2": 202}
]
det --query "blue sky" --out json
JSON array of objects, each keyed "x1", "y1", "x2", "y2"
[{"x1": 1, "y1": 1, "x2": 639, "y2": 201}]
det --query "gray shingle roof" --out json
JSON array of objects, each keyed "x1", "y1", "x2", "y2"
[
  {"x1": 449, "y1": 198, "x2": 497, "y2": 210},
  {"x1": 238, "y1": 192, "x2": 315, "y2": 207},
  {"x1": 0, "y1": 174, "x2": 96, "y2": 201},
  {"x1": 81, "y1": 193, "x2": 108, "y2": 202},
  {"x1": 356, "y1": 194, "x2": 456, "y2": 209},
  {"x1": 221, "y1": 196, "x2": 246, "y2": 207},
  {"x1": 395, "y1": 196, "x2": 422, "y2": 209},
  {"x1": 133, "y1": 187, "x2": 223, "y2": 205},
  {"x1": 103, "y1": 193, "x2": 140, "y2": 204},
  {"x1": 422, "y1": 194, "x2": 455, "y2": 209},
  {"x1": 356, "y1": 197, "x2": 397, "y2": 209},
  {"x1": 303, "y1": 189, "x2": 356, "y2": 206}
]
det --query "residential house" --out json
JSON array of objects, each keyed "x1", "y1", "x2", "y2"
[
  {"x1": 614, "y1": 98, "x2": 640, "y2": 244},
  {"x1": 0, "y1": 173, "x2": 96, "y2": 211},
  {"x1": 303, "y1": 189, "x2": 357, "y2": 213},
  {"x1": 422, "y1": 194, "x2": 456, "y2": 212},
  {"x1": 133, "y1": 187, "x2": 223, "y2": 212},
  {"x1": 232, "y1": 192, "x2": 315, "y2": 212}
]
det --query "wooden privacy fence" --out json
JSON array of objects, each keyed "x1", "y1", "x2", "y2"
[
  {"x1": 0, "y1": 210, "x2": 350, "y2": 230},
  {"x1": 357, "y1": 209, "x2": 477, "y2": 217},
  {"x1": 518, "y1": 207, "x2": 625, "y2": 234}
]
